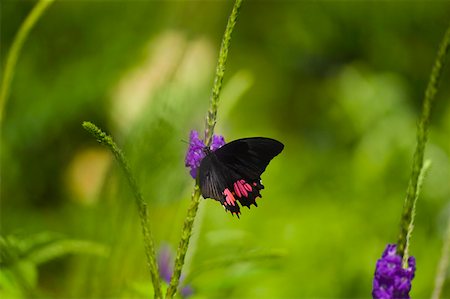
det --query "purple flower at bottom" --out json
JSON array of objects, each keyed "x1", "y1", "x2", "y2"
[
  {"x1": 158, "y1": 244, "x2": 173, "y2": 283},
  {"x1": 180, "y1": 285, "x2": 193, "y2": 298},
  {"x1": 372, "y1": 244, "x2": 416, "y2": 299},
  {"x1": 157, "y1": 244, "x2": 194, "y2": 298},
  {"x1": 185, "y1": 130, "x2": 226, "y2": 178}
]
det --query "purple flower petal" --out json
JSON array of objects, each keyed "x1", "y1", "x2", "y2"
[
  {"x1": 211, "y1": 134, "x2": 226, "y2": 151},
  {"x1": 382, "y1": 244, "x2": 397, "y2": 258},
  {"x1": 372, "y1": 282, "x2": 393, "y2": 299},
  {"x1": 185, "y1": 131, "x2": 206, "y2": 179},
  {"x1": 394, "y1": 275, "x2": 412, "y2": 294},
  {"x1": 372, "y1": 244, "x2": 416, "y2": 299}
]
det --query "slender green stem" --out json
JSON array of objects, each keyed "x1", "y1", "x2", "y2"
[
  {"x1": 166, "y1": 1, "x2": 243, "y2": 298},
  {"x1": 396, "y1": 26, "x2": 450, "y2": 260},
  {"x1": 431, "y1": 217, "x2": 450, "y2": 299},
  {"x1": 204, "y1": 0, "x2": 243, "y2": 147},
  {"x1": 165, "y1": 185, "x2": 202, "y2": 299},
  {"x1": 0, "y1": 0, "x2": 55, "y2": 124},
  {"x1": 401, "y1": 160, "x2": 430, "y2": 267},
  {"x1": 82, "y1": 121, "x2": 162, "y2": 299}
]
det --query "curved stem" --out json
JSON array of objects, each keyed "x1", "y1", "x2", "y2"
[
  {"x1": 396, "y1": 25, "x2": 450, "y2": 259},
  {"x1": 0, "y1": 0, "x2": 55, "y2": 124},
  {"x1": 165, "y1": 185, "x2": 201, "y2": 299},
  {"x1": 82, "y1": 121, "x2": 162, "y2": 299}
]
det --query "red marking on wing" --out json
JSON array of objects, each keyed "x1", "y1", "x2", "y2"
[
  {"x1": 243, "y1": 181, "x2": 252, "y2": 192},
  {"x1": 239, "y1": 181, "x2": 248, "y2": 197},
  {"x1": 236, "y1": 179, "x2": 255, "y2": 197},
  {"x1": 223, "y1": 188, "x2": 236, "y2": 206},
  {"x1": 233, "y1": 182, "x2": 242, "y2": 198},
  {"x1": 222, "y1": 179, "x2": 264, "y2": 216},
  {"x1": 233, "y1": 179, "x2": 253, "y2": 198}
]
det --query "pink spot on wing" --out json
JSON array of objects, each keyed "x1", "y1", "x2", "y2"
[
  {"x1": 237, "y1": 180, "x2": 248, "y2": 197},
  {"x1": 232, "y1": 179, "x2": 257, "y2": 199},
  {"x1": 223, "y1": 188, "x2": 236, "y2": 206},
  {"x1": 233, "y1": 182, "x2": 242, "y2": 198},
  {"x1": 243, "y1": 182, "x2": 252, "y2": 192}
]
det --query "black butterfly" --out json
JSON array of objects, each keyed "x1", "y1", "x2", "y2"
[{"x1": 199, "y1": 137, "x2": 284, "y2": 217}]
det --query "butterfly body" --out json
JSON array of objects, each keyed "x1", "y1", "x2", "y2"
[{"x1": 198, "y1": 137, "x2": 284, "y2": 217}]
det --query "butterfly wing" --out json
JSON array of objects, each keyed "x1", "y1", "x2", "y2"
[
  {"x1": 199, "y1": 138, "x2": 284, "y2": 216},
  {"x1": 199, "y1": 153, "x2": 242, "y2": 216},
  {"x1": 214, "y1": 137, "x2": 284, "y2": 180}
]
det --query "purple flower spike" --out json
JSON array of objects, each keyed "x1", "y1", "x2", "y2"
[
  {"x1": 372, "y1": 244, "x2": 416, "y2": 299},
  {"x1": 185, "y1": 130, "x2": 225, "y2": 178},
  {"x1": 158, "y1": 245, "x2": 173, "y2": 283},
  {"x1": 181, "y1": 285, "x2": 193, "y2": 298},
  {"x1": 157, "y1": 244, "x2": 194, "y2": 298}
]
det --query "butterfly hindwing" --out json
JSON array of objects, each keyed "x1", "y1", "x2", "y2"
[
  {"x1": 198, "y1": 154, "x2": 229, "y2": 203},
  {"x1": 199, "y1": 137, "x2": 284, "y2": 217},
  {"x1": 199, "y1": 154, "x2": 242, "y2": 215}
]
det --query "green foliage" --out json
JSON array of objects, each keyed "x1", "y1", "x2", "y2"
[{"x1": 0, "y1": 233, "x2": 107, "y2": 298}]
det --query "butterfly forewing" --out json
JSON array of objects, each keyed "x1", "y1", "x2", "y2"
[
  {"x1": 214, "y1": 138, "x2": 284, "y2": 179},
  {"x1": 199, "y1": 137, "x2": 284, "y2": 217}
]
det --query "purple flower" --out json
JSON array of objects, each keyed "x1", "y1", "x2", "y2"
[
  {"x1": 180, "y1": 285, "x2": 193, "y2": 298},
  {"x1": 211, "y1": 134, "x2": 226, "y2": 150},
  {"x1": 185, "y1": 130, "x2": 226, "y2": 178},
  {"x1": 157, "y1": 244, "x2": 193, "y2": 298},
  {"x1": 372, "y1": 244, "x2": 416, "y2": 299},
  {"x1": 158, "y1": 244, "x2": 173, "y2": 283}
]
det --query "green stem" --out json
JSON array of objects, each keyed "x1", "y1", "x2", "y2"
[
  {"x1": 165, "y1": 185, "x2": 202, "y2": 299},
  {"x1": 166, "y1": 1, "x2": 243, "y2": 298},
  {"x1": 82, "y1": 121, "x2": 162, "y2": 299},
  {"x1": 204, "y1": 0, "x2": 243, "y2": 147},
  {"x1": 431, "y1": 217, "x2": 450, "y2": 299},
  {"x1": 0, "y1": 0, "x2": 55, "y2": 124},
  {"x1": 396, "y1": 26, "x2": 450, "y2": 260}
]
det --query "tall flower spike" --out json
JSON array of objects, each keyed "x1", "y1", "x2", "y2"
[
  {"x1": 168, "y1": 1, "x2": 242, "y2": 297},
  {"x1": 372, "y1": 244, "x2": 416, "y2": 299},
  {"x1": 185, "y1": 130, "x2": 225, "y2": 178}
]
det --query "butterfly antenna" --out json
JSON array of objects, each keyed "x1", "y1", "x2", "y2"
[{"x1": 180, "y1": 139, "x2": 189, "y2": 144}]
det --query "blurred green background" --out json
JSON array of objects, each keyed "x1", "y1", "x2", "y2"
[{"x1": 1, "y1": 1, "x2": 450, "y2": 298}]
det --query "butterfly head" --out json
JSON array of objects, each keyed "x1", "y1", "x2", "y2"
[{"x1": 202, "y1": 146, "x2": 212, "y2": 155}]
